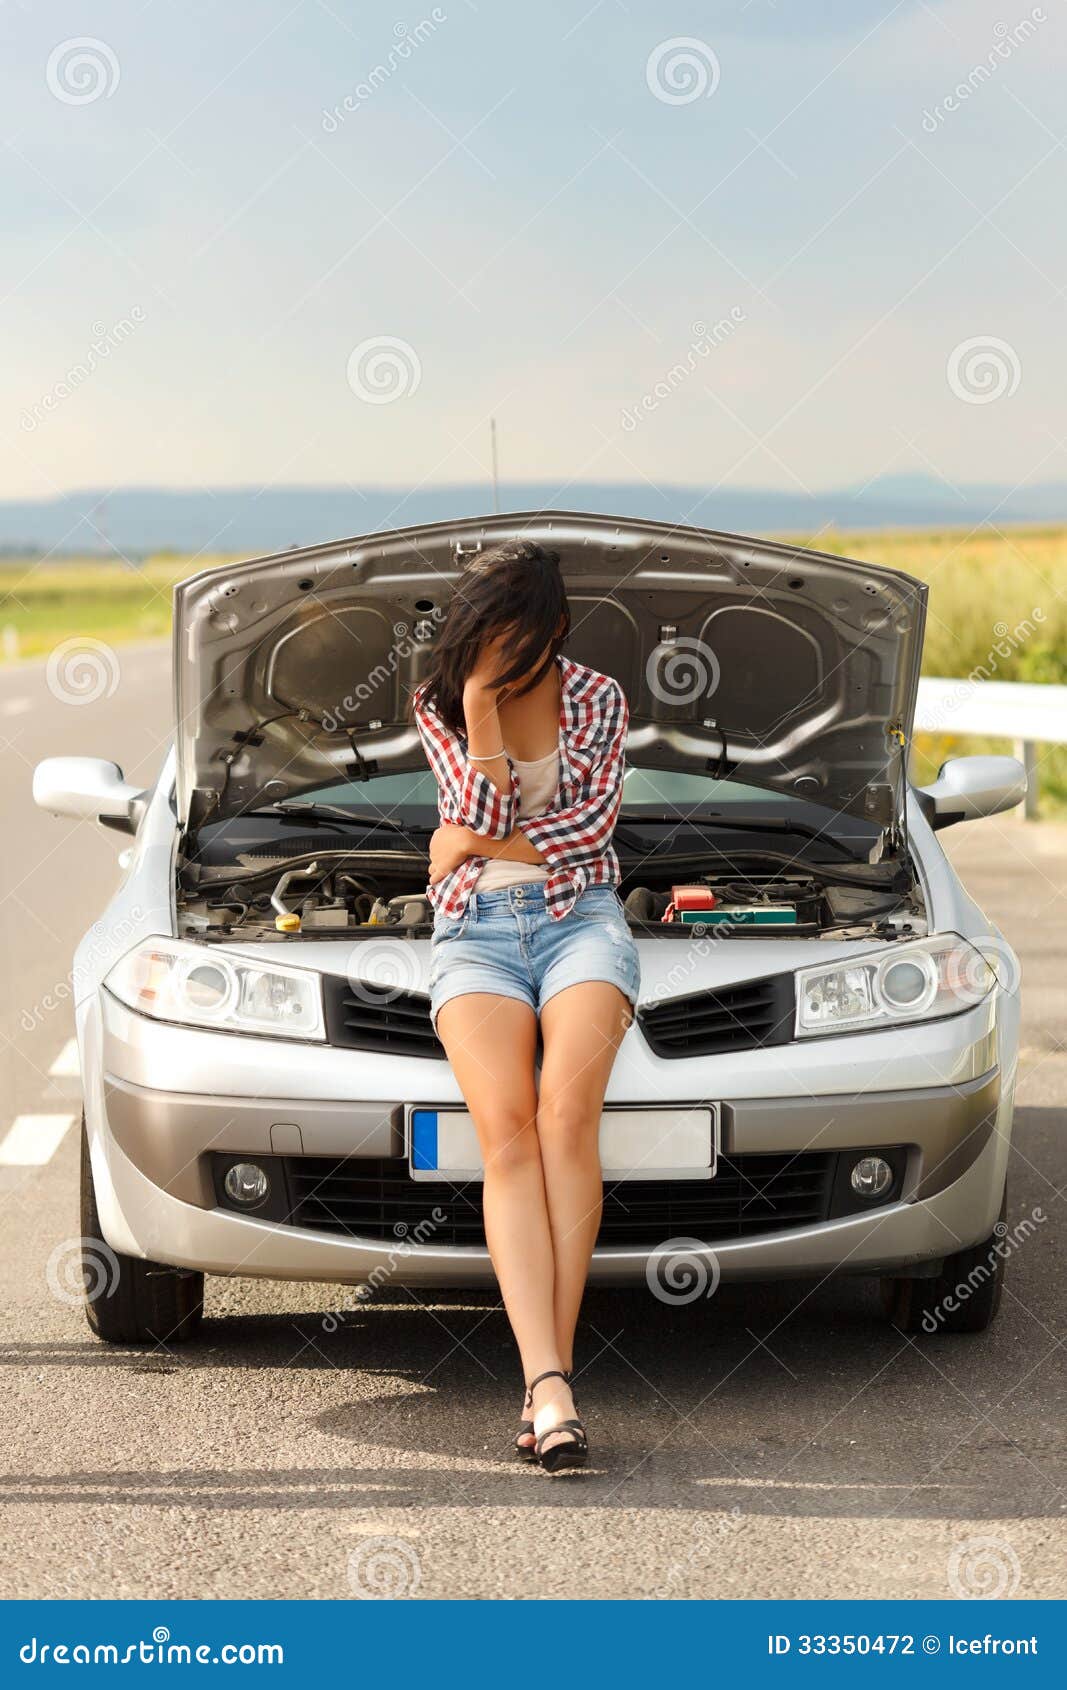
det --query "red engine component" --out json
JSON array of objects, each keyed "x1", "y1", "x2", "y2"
[
  {"x1": 672, "y1": 884, "x2": 718, "y2": 911},
  {"x1": 662, "y1": 884, "x2": 718, "y2": 923}
]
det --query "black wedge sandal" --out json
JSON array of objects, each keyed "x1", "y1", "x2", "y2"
[
  {"x1": 514, "y1": 1369, "x2": 572, "y2": 1461},
  {"x1": 527, "y1": 1369, "x2": 588, "y2": 1475}
]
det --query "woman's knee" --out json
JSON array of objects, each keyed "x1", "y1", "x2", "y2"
[
  {"x1": 480, "y1": 1109, "x2": 540, "y2": 1177},
  {"x1": 536, "y1": 1092, "x2": 600, "y2": 1160}
]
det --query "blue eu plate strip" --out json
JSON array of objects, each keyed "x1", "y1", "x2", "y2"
[{"x1": 411, "y1": 1109, "x2": 438, "y2": 1171}]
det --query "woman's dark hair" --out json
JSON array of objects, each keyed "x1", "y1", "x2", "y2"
[{"x1": 419, "y1": 538, "x2": 570, "y2": 735}]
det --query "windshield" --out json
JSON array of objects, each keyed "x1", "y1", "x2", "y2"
[{"x1": 292, "y1": 766, "x2": 879, "y2": 847}]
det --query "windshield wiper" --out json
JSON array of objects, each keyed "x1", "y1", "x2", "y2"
[
  {"x1": 615, "y1": 813, "x2": 861, "y2": 860},
  {"x1": 249, "y1": 801, "x2": 425, "y2": 836}
]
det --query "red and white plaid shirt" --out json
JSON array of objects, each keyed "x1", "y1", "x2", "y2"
[{"x1": 414, "y1": 655, "x2": 629, "y2": 920}]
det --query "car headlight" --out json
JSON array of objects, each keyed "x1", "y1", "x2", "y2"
[
  {"x1": 795, "y1": 933, "x2": 995, "y2": 1038},
  {"x1": 106, "y1": 939, "x2": 325, "y2": 1040}
]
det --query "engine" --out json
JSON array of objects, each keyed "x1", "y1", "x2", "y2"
[
  {"x1": 177, "y1": 844, "x2": 433, "y2": 941},
  {"x1": 176, "y1": 847, "x2": 925, "y2": 944}
]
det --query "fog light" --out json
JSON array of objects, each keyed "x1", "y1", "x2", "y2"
[
  {"x1": 223, "y1": 1162, "x2": 269, "y2": 1205},
  {"x1": 849, "y1": 1155, "x2": 894, "y2": 1199}
]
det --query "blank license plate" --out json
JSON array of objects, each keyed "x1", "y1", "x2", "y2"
[{"x1": 407, "y1": 1106, "x2": 719, "y2": 1182}]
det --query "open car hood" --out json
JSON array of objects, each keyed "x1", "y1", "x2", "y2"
[{"x1": 173, "y1": 511, "x2": 927, "y2": 834}]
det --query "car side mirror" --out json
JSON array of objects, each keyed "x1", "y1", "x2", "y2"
[
  {"x1": 32, "y1": 757, "x2": 148, "y2": 836},
  {"x1": 915, "y1": 754, "x2": 1027, "y2": 831}
]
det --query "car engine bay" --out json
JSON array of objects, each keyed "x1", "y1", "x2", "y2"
[{"x1": 176, "y1": 831, "x2": 928, "y2": 945}]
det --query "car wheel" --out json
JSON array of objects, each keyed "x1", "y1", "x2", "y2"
[
  {"x1": 79, "y1": 1118, "x2": 204, "y2": 1345},
  {"x1": 880, "y1": 1185, "x2": 1007, "y2": 1335}
]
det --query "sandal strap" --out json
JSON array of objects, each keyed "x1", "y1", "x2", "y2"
[
  {"x1": 525, "y1": 1369, "x2": 570, "y2": 1395},
  {"x1": 514, "y1": 1421, "x2": 535, "y2": 1454},
  {"x1": 534, "y1": 1419, "x2": 587, "y2": 1457},
  {"x1": 523, "y1": 1369, "x2": 573, "y2": 1405}
]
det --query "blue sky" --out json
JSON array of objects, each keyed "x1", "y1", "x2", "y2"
[{"x1": 3, "y1": 0, "x2": 1062, "y2": 501}]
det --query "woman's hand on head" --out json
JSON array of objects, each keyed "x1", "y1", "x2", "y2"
[
  {"x1": 428, "y1": 824, "x2": 478, "y2": 884},
  {"x1": 463, "y1": 630, "x2": 513, "y2": 703}
]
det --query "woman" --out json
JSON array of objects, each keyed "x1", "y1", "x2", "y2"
[{"x1": 413, "y1": 538, "x2": 639, "y2": 1474}]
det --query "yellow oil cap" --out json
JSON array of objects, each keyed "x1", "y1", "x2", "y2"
[{"x1": 275, "y1": 912, "x2": 301, "y2": 933}]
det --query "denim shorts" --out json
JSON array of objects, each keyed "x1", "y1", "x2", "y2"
[{"x1": 428, "y1": 883, "x2": 641, "y2": 1029}]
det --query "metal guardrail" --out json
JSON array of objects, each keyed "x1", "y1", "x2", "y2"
[{"x1": 916, "y1": 677, "x2": 1067, "y2": 820}]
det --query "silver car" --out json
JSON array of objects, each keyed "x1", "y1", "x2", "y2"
[{"x1": 33, "y1": 512, "x2": 1024, "y2": 1345}]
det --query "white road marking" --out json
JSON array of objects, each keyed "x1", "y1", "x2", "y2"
[
  {"x1": 0, "y1": 1114, "x2": 75, "y2": 1166},
  {"x1": 1, "y1": 697, "x2": 31, "y2": 717},
  {"x1": 49, "y1": 1039, "x2": 80, "y2": 1078}
]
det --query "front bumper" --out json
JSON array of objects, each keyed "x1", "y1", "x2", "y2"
[
  {"x1": 89, "y1": 1116, "x2": 1008, "y2": 1287},
  {"x1": 103, "y1": 1067, "x2": 1000, "y2": 1212},
  {"x1": 82, "y1": 986, "x2": 1013, "y2": 1287}
]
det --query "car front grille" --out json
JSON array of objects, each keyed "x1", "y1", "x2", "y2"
[
  {"x1": 637, "y1": 972, "x2": 795, "y2": 1058},
  {"x1": 321, "y1": 971, "x2": 796, "y2": 1063},
  {"x1": 279, "y1": 1151, "x2": 835, "y2": 1247},
  {"x1": 323, "y1": 978, "x2": 445, "y2": 1060}
]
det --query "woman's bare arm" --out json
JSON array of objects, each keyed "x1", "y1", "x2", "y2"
[
  {"x1": 478, "y1": 829, "x2": 545, "y2": 865},
  {"x1": 427, "y1": 823, "x2": 544, "y2": 884},
  {"x1": 462, "y1": 678, "x2": 512, "y2": 797}
]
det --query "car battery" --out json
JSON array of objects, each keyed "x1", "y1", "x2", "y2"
[
  {"x1": 663, "y1": 885, "x2": 717, "y2": 923},
  {"x1": 697, "y1": 904, "x2": 797, "y2": 926},
  {"x1": 663, "y1": 884, "x2": 797, "y2": 926}
]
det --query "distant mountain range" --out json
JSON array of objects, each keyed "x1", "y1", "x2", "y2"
[{"x1": 2, "y1": 475, "x2": 1064, "y2": 556}]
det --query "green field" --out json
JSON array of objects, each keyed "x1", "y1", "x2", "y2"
[
  {"x1": 795, "y1": 525, "x2": 1067, "y2": 806},
  {"x1": 0, "y1": 556, "x2": 221, "y2": 656},
  {"x1": 3, "y1": 525, "x2": 1066, "y2": 811}
]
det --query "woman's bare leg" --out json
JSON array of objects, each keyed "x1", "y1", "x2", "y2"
[
  {"x1": 534, "y1": 982, "x2": 632, "y2": 1448},
  {"x1": 434, "y1": 993, "x2": 564, "y2": 1434}
]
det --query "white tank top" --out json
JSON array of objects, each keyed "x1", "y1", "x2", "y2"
[{"x1": 474, "y1": 748, "x2": 560, "y2": 893}]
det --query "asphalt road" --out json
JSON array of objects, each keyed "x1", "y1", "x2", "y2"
[{"x1": 1, "y1": 642, "x2": 1064, "y2": 1601}]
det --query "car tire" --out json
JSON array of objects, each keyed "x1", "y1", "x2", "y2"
[
  {"x1": 880, "y1": 1185, "x2": 1007, "y2": 1335},
  {"x1": 80, "y1": 1119, "x2": 204, "y2": 1345}
]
